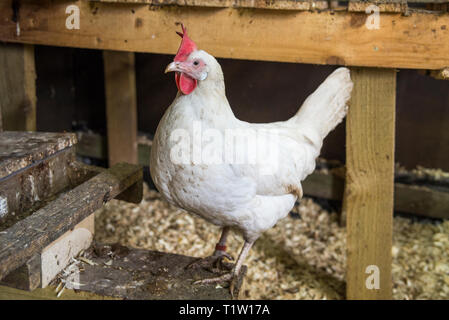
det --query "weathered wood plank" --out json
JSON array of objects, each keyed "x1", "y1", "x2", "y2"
[
  {"x1": 93, "y1": 0, "x2": 449, "y2": 6},
  {"x1": 103, "y1": 51, "x2": 138, "y2": 166},
  {"x1": 348, "y1": 1, "x2": 405, "y2": 12},
  {"x1": 76, "y1": 132, "x2": 107, "y2": 160},
  {"x1": 1, "y1": 215, "x2": 94, "y2": 291},
  {"x1": 0, "y1": 103, "x2": 3, "y2": 132},
  {"x1": 0, "y1": 1, "x2": 448, "y2": 69},
  {"x1": 0, "y1": 243, "x2": 245, "y2": 300},
  {"x1": 0, "y1": 131, "x2": 77, "y2": 179},
  {"x1": 40, "y1": 214, "x2": 95, "y2": 288},
  {"x1": 0, "y1": 43, "x2": 36, "y2": 131},
  {"x1": 0, "y1": 254, "x2": 41, "y2": 291},
  {"x1": 345, "y1": 68, "x2": 396, "y2": 300},
  {"x1": 0, "y1": 284, "x2": 118, "y2": 300},
  {"x1": 0, "y1": 148, "x2": 76, "y2": 231},
  {"x1": 92, "y1": 0, "x2": 329, "y2": 10},
  {"x1": 0, "y1": 163, "x2": 143, "y2": 280},
  {"x1": 303, "y1": 171, "x2": 345, "y2": 201},
  {"x1": 47, "y1": 242, "x2": 245, "y2": 300},
  {"x1": 304, "y1": 171, "x2": 449, "y2": 220}
]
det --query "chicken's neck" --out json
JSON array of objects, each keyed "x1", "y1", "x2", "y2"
[{"x1": 176, "y1": 74, "x2": 237, "y2": 125}]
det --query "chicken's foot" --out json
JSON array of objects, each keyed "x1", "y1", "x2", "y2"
[
  {"x1": 193, "y1": 240, "x2": 254, "y2": 299},
  {"x1": 186, "y1": 251, "x2": 234, "y2": 273},
  {"x1": 186, "y1": 227, "x2": 234, "y2": 273}
]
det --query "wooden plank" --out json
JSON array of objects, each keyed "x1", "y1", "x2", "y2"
[
  {"x1": 0, "y1": 254, "x2": 41, "y2": 291},
  {"x1": 93, "y1": 0, "x2": 329, "y2": 10},
  {"x1": 0, "y1": 1, "x2": 448, "y2": 69},
  {"x1": 0, "y1": 148, "x2": 76, "y2": 231},
  {"x1": 47, "y1": 242, "x2": 245, "y2": 300},
  {"x1": 103, "y1": 51, "x2": 138, "y2": 166},
  {"x1": 0, "y1": 284, "x2": 118, "y2": 300},
  {"x1": 0, "y1": 44, "x2": 36, "y2": 131},
  {"x1": 304, "y1": 171, "x2": 449, "y2": 220},
  {"x1": 0, "y1": 131, "x2": 77, "y2": 179},
  {"x1": 0, "y1": 103, "x2": 3, "y2": 132},
  {"x1": 348, "y1": 1, "x2": 405, "y2": 12},
  {"x1": 0, "y1": 163, "x2": 142, "y2": 280},
  {"x1": 40, "y1": 214, "x2": 94, "y2": 288},
  {"x1": 0, "y1": 243, "x2": 245, "y2": 300},
  {"x1": 1, "y1": 215, "x2": 94, "y2": 291},
  {"x1": 93, "y1": 0, "x2": 449, "y2": 6},
  {"x1": 76, "y1": 132, "x2": 107, "y2": 160},
  {"x1": 303, "y1": 171, "x2": 345, "y2": 201},
  {"x1": 345, "y1": 68, "x2": 396, "y2": 300},
  {"x1": 393, "y1": 184, "x2": 449, "y2": 219}
]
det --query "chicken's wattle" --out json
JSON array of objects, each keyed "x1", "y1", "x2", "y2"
[{"x1": 175, "y1": 72, "x2": 197, "y2": 95}]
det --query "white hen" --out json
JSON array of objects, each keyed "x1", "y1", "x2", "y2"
[{"x1": 150, "y1": 25, "x2": 353, "y2": 294}]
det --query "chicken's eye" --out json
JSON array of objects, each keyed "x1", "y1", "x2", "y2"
[{"x1": 193, "y1": 60, "x2": 199, "y2": 66}]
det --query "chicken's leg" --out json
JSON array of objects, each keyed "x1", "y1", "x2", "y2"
[
  {"x1": 193, "y1": 240, "x2": 254, "y2": 298},
  {"x1": 186, "y1": 227, "x2": 233, "y2": 272}
]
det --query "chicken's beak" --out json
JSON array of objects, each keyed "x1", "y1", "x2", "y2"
[{"x1": 165, "y1": 61, "x2": 179, "y2": 74}]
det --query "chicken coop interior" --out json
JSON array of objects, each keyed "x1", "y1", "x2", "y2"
[{"x1": 0, "y1": 0, "x2": 449, "y2": 301}]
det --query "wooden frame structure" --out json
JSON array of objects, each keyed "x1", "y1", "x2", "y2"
[
  {"x1": 0, "y1": 0, "x2": 448, "y2": 300},
  {"x1": 0, "y1": 132, "x2": 243, "y2": 299}
]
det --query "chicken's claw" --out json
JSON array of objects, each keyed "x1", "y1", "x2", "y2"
[
  {"x1": 193, "y1": 272, "x2": 233, "y2": 285},
  {"x1": 186, "y1": 252, "x2": 234, "y2": 273},
  {"x1": 193, "y1": 272, "x2": 240, "y2": 299}
]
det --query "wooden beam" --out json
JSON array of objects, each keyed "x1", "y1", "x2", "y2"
[
  {"x1": 0, "y1": 284, "x2": 118, "y2": 300},
  {"x1": 0, "y1": 163, "x2": 142, "y2": 280},
  {"x1": 93, "y1": 0, "x2": 449, "y2": 7},
  {"x1": 1, "y1": 215, "x2": 94, "y2": 291},
  {"x1": 0, "y1": 254, "x2": 41, "y2": 291},
  {"x1": 93, "y1": 0, "x2": 330, "y2": 10},
  {"x1": 0, "y1": 242, "x2": 246, "y2": 300},
  {"x1": 345, "y1": 68, "x2": 396, "y2": 300},
  {"x1": 103, "y1": 51, "x2": 138, "y2": 166},
  {"x1": 40, "y1": 214, "x2": 95, "y2": 288},
  {"x1": 0, "y1": 131, "x2": 77, "y2": 179},
  {"x1": 0, "y1": 44, "x2": 36, "y2": 131},
  {"x1": 0, "y1": 103, "x2": 3, "y2": 132},
  {"x1": 0, "y1": 1, "x2": 448, "y2": 69}
]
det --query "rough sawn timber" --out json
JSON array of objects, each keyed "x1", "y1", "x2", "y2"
[
  {"x1": 0, "y1": 43, "x2": 36, "y2": 132},
  {"x1": 0, "y1": 163, "x2": 143, "y2": 280},
  {"x1": 56, "y1": 242, "x2": 245, "y2": 300},
  {"x1": 0, "y1": 131, "x2": 77, "y2": 180},
  {"x1": 103, "y1": 51, "x2": 138, "y2": 166},
  {"x1": 344, "y1": 68, "x2": 396, "y2": 300},
  {"x1": 0, "y1": 242, "x2": 246, "y2": 300},
  {"x1": 0, "y1": 1, "x2": 448, "y2": 69}
]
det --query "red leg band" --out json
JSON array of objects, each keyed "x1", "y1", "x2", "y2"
[{"x1": 215, "y1": 244, "x2": 227, "y2": 252}]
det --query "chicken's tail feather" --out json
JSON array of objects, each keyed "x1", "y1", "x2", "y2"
[{"x1": 291, "y1": 67, "x2": 353, "y2": 142}]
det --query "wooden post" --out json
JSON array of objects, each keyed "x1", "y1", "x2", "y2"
[
  {"x1": 0, "y1": 44, "x2": 36, "y2": 131},
  {"x1": 0, "y1": 254, "x2": 41, "y2": 291},
  {"x1": 0, "y1": 99, "x2": 3, "y2": 132},
  {"x1": 345, "y1": 68, "x2": 396, "y2": 300},
  {"x1": 103, "y1": 51, "x2": 138, "y2": 166}
]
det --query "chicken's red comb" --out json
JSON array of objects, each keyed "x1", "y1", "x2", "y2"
[{"x1": 174, "y1": 24, "x2": 197, "y2": 62}]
